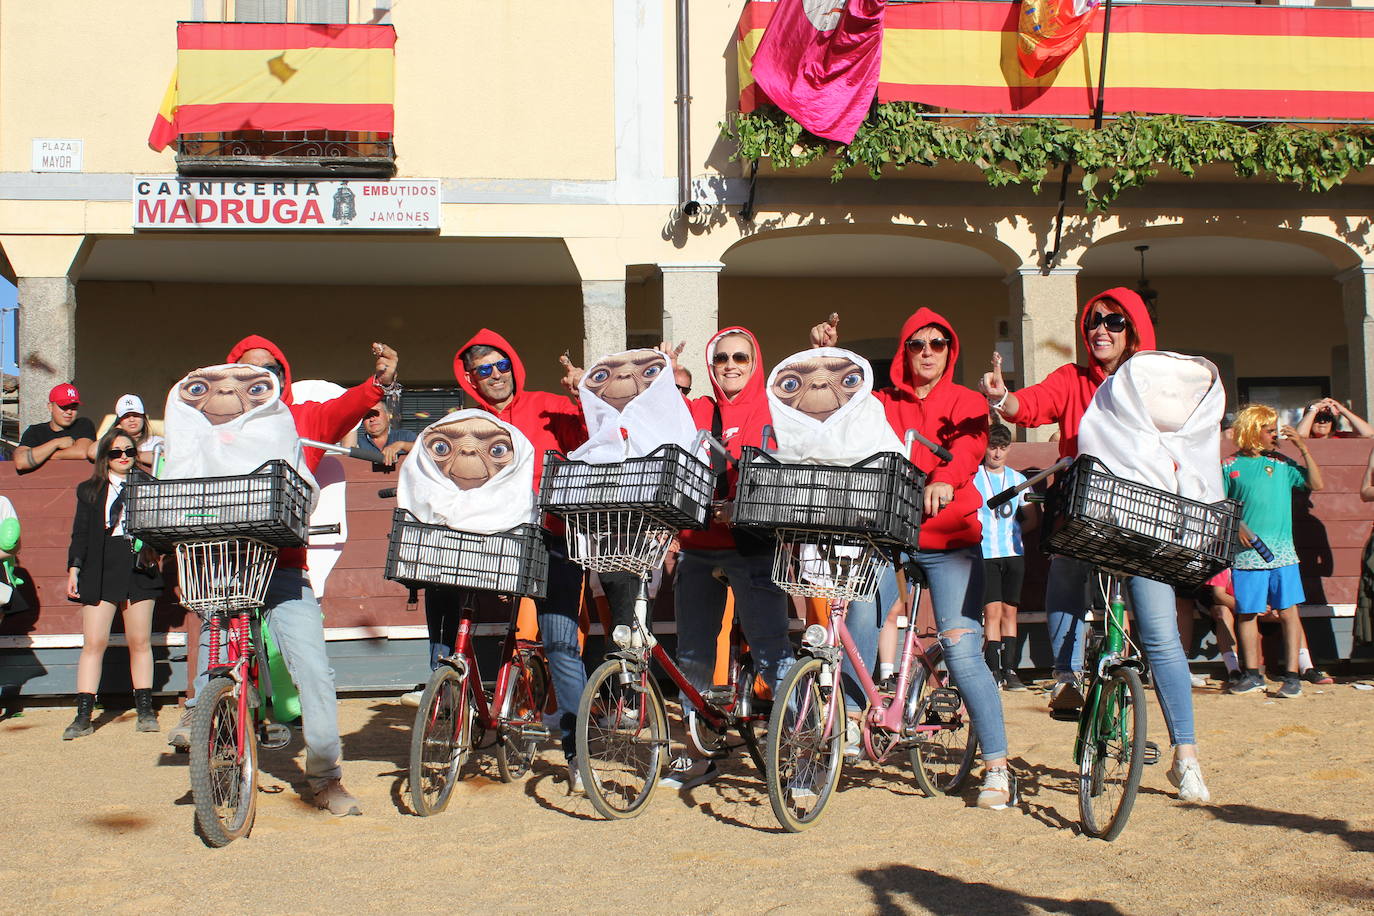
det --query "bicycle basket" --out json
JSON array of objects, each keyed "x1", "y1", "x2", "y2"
[
  {"x1": 1042, "y1": 455, "x2": 1241, "y2": 590},
  {"x1": 771, "y1": 529, "x2": 886, "y2": 601},
  {"x1": 175, "y1": 538, "x2": 279, "y2": 615},
  {"x1": 384, "y1": 509, "x2": 549, "y2": 598},
  {"x1": 125, "y1": 460, "x2": 312, "y2": 551},
  {"x1": 564, "y1": 509, "x2": 676, "y2": 575},
  {"x1": 538, "y1": 444, "x2": 713, "y2": 529},
  {"x1": 733, "y1": 448, "x2": 925, "y2": 549}
]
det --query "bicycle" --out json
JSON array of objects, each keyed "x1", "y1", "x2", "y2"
[
  {"x1": 987, "y1": 455, "x2": 1239, "y2": 841},
  {"x1": 734, "y1": 429, "x2": 976, "y2": 831},
  {"x1": 542, "y1": 433, "x2": 744, "y2": 820}
]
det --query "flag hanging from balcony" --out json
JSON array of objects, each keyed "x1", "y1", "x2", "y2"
[
  {"x1": 750, "y1": 0, "x2": 888, "y2": 144},
  {"x1": 1017, "y1": 0, "x2": 1100, "y2": 78},
  {"x1": 147, "y1": 23, "x2": 396, "y2": 151}
]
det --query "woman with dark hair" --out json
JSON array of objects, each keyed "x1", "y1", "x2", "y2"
[{"x1": 62, "y1": 426, "x2": 165, "y2": 740}]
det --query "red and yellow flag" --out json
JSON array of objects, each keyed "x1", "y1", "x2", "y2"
[
  {"x1": 147, "y1": 23, "x2": 395, "y2": 151},
  {"x1": 1017, "y1": 0, "x2": 1100, "y2": 79}
]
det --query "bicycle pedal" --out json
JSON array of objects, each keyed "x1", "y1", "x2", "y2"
[
  {"x1": 514, "y1": 723, "x2": 550, "y2": 742},
  {"x1": 258, "y1": 722, "x2": 292, "y2": 749},
  {"x1": 1142, "y1": 740, "x2": 1161, "y2": 765},
  {"x1": 924, "y1": 687, "x2": 962, "y2": 716},
  {"x1": 1049, "y1": 708, "x2": 1081, "y2": 722},
  {"x1": 701, "y1": 685, "x2": 734, "y2": 705}
]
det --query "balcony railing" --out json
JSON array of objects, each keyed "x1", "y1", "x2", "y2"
[{"x1": 176, "y1": 130, "x2": 395, "y2": 178}]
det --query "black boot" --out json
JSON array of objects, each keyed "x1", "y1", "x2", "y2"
[
  {"x1": 134, "y1": 688, "x2": 159, "y2": 732},
  {"x1": 62, "y1": 693, "x2": 95, "y2": 740},
  {"x1": 984, "y1": 641, "x2": 1004, "y2": 687}
]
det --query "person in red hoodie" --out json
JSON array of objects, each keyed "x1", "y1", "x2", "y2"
[
  {"x1": 169, "y1": 334, "x2": 398, "y2": 818},
  {"x1": 658, "y1": 327, "x2": 795, "y2": 790},
  {"x1": 811, "y1": 309, "x2": 1013, "y2": 810},
  {"x1": 452, "y1": 329, "x2": 594, "y2": 792},
  {"x1": 978, "y1": 289, "x2": 1155, "y2": 711}
]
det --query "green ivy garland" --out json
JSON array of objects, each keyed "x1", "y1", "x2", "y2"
[{"x1": 722, "y1": 103, "x2": 1374, "y2": 211}]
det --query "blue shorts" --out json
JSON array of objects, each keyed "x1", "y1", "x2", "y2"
[{"x1": 1232, "y1": 565, "x2": 1305, "y2": 615}]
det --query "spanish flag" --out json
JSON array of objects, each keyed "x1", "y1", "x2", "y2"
[
  {"x1": 1017, "y1": 0, "x2": 1100, "y2": 79},
  {"x1": 147, "y1": 23, "x2": 395, "y2": 152}
]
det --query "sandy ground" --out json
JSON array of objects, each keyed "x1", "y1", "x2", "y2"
[{"x1": 2, "y1": 679, "x2": 1372, "y2": 915}]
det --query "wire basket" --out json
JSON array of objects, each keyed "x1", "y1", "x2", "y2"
[
  {"x1": 771, "y1": 529, "x2": 887, "y2": 601},
  {"x1": 564, "y1": 509, "x2": 676, "y2": 575},
  {"x1": 175, "y1": 538, "x2": 279, "y2": 615},
  {"x1": 1043, "y1": 455, "x2": 1241, "y2": 590},
  {"x1": 732, "y1": 448, "x2": 925, "y2": 549},
  {"x1": 125, "y1": 460, "x2": 312, "y2": 551},
  {"x1": 384, "y1": 509, "x2": 549, "y2": 598},
  {"x1": 539, "y1": 444, "x2": 713, "y2": 529}
]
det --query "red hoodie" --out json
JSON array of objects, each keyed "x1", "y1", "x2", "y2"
[
  {"x1": 1002, "y1": 288, "x2": 1157, "y2": 459},
  {"x1": 452, "y1": 329, "x2": 586, "y2": 491},
  {"x1": 680, "y1": 327, "x2": 773, "y2": 551},
  {"x1": 876, "y1": 308, "x2": 988, "y2": 552},
  {"x1": 225, "y1": 334, "x2": 384, "y2": 570}
]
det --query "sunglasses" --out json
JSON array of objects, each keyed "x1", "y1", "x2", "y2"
[
  {"x1": 471, "y1": 358, "x2": 512, "y2": 379},
  {"x1": 106, "y1": 447, "x2": 138, "y2": 459},
  {"x1": 905, "y1": 337, "x2": 950, "y2": 354},
  {"x1": 676, "y1": 385, "x2": 692, "y2": 396},
  {"x1": 1084, "y1": 312, "x2": 1129, "y2": 333},
  {"x1": 712, "y1": 351, "x2": 752, "y2": 366}
]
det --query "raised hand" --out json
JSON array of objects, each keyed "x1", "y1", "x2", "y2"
[
  {"x1": 559, "y1": 351, "x2": 584, "y2": 395},
  {"x1": 809, "y1": 312, "x2": 839, "y2": 348},
  {"x1": 657, "y1": 340, "x2": 687, "y2": 369},
  {"x1": 979, "y1": 352, "x2": 1008, "y2": 400},
  {"x1": 371, "y1": 341, "x2": 398, "y2": 386}
]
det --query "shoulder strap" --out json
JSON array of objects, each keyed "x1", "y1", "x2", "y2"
[{"x1": 710, "y1": 401, "x2": 728, "y2": 499}]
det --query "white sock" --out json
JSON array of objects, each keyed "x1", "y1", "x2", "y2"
[
  {"x1": 1221, "y1": 650, "x2": 1240, "y2": 674},
  {"x1": 1298, "y1": 648, "x2": 1313, "y2": 672},
  {"x1": 879, "y1": 663, "x2": 895, "y2": 679}
]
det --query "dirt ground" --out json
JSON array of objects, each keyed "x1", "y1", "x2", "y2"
[{"x1": 2, "y1": 678, "x2": 1372, "y2": 915}]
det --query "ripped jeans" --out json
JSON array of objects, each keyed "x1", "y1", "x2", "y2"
[{"x1": 840, "y1": 545, "x2": 1008, "y2": 762}]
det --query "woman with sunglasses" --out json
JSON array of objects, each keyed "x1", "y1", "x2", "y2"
[
  {"x1": 977, "y1": 288, "x2": 1157, "y2": 712},
  {"x1": 61, "y1": 427, "x2": 166, "y2": 740},
  {"x1": 810, "y1": 309, "x2": 1014, "y2": 810},
  {"x1": 87, "y1": 394, "x2": 163, "y2": 471}
]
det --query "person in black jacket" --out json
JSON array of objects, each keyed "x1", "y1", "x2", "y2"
[{"x1": 62, "y1": 428, "x2": 165, "y2": 740}]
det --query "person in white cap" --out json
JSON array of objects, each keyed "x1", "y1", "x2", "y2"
[{"x1": 88, "y1": 395, "x2": 163, "y2": 471}]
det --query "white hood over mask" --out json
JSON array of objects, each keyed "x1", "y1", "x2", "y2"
[
  {"x1": 569, "y1": 347, "x2": 700, "y2": 463},
  {"x1": 766, "y1": 347, "x2": 905, "y2": 464},
  {"x1": 162, "y1": 363, "x2": 318, "y2": 508},
  {"x1": 398, "y1": 409, "x2": 536, "y2": 533}
]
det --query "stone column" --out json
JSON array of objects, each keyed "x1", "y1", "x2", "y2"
[
  {"x1": 1005, "y1": 266, "x2": 1080, "y2": 442},
  {"x1": 581, "y1": 279, "x2": 627, "y2": 367},
  {"x1": 15, "y1": 276, "x2": 77, "y2": 430},
  {"x1": 658, "y1": 262, "x2": 723, "y2": 397},
  {"x1": 1338, "y1": 265, "x2": 1374, "y2": 419}
]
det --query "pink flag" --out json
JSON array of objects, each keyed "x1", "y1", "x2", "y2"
[{"x1": 750, "y1": 0, "x2": 887, "y2": 144}]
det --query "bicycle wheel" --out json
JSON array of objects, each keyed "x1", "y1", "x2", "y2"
[
  {"x1": 575, "y1": 659, "x2": 669, "y2": 819},
  {"x1": 908, "y1": 656, "x2": 979, "y2": 798},
  {"x1": 495, "y1": 649, "x2": 550, "y2": 783},
  {"x1": 765, "y1": 656, "x2": 844, "y2": 832},
  {"x1": 189, "y1": 676, "x2": 258, "y2": 847},
  {"x1": 1079, "y1": 666, "x2": 1147, "y2": 841},
  {"x1": 409, "y1": 665, "x2": 473, "y2": 816}
]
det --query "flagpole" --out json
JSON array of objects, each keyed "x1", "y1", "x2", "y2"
[{"x1": 1092, "y1": 0, "x2": 1115, "y2": 129}]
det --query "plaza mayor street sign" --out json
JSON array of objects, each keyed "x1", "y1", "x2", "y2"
[{"x1": 132, "y1": 177, "x2": 441, "y2": 230}]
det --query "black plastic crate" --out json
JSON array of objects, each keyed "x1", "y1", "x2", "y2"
[
  {"x1": 396, "y1": 386, "x2": 465, "y2": 433},
  {"x1": 384, "y1": 509, "x2": 549, "y2": 598},
  {"x1": 1042, "y1": 455, "x2": 1241, "y2": 590},
  {"x1": 124, "y1": 460, "x2": 312, "y2": 551},
  {"x1": 538, "y1": 444, "x2": 713, "y2": 530},
  {"x1": 732, "y1": 447, "x2": 925, "y2": 549}
]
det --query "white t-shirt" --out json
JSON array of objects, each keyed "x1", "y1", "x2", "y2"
[{"x1": 105, "y1": 473, "x2": 126, "y2": 536}]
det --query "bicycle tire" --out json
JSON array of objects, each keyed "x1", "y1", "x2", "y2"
[
  {"x1": 408, "y1": 665, "x2": 472, "y2": 817},
  {"x1": 495, "y1": 649, "x2": 549, "y2": 783},
  {"x1": 1079, "y1": 666, "x2": 1146, "y2": 841},
  {"x1": 575, "y1": 658, "x2": 668, "y2": 820},
  {"x1": 765, "y1": 656, "x2": 844, "y2": 832},
  {"x1": 907, "y1": 656, "x2": 979, "y2": 798},
  {"x1": 189, "y1": 676, "x2": 258, "y2": 847}
]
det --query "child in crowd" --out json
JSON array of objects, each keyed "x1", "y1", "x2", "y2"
[
  {"x1": 1223, "y1": 405, "x2": 1324, "y2": 698},
  {"x1": 972, "y1": 424, "x2": 1034, "y2": 690}
]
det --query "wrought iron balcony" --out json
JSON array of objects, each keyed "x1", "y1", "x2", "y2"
[{"x1": 175, "y1": 131, "x2": 396, "y2": 178}]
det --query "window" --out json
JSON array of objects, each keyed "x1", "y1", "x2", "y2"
[{"x1": 228, "y1": 0, "x2": 348, "y2": 22}]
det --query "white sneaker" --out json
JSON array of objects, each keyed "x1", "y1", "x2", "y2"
[
  {"x1": 843, "y1": 717, "x2": 863, "y2": 760},
  {"x1": 1189, "y1": 673, "x2": 1208, "y2": 689},
  {"x1": 567, "y1": 758, "x2": 586, "y2": 796},
  {"x1": 977, "y1": 766, "x2": 1016, "y2": 810},
  {"x1": 1168, "y1": 757, "x2": 1211, "y2": 803},
  {"x1": 1048, "y1": 674, "x2": 1084, "y2": 711},
  {"x1": 400, "y1": 689, "x2": 423, "y2": 708},
  {"x1": 659, "y1": 755, "x2": 720, "y2": 789}
]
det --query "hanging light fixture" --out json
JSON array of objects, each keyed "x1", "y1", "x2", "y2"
[{"x1": 1134, "y1": 244, "x2": 1159, "y2": 312}]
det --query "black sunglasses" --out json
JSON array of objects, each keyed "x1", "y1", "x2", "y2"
[
  {"x1": 471, "y1": 358, "x2": 512, "y2": 379},
  {"x1": 676, "y1": 385, "x2": 692, "y2": 396},
  {"x1": 905, "y1": 337, "x2": 950, "y2": 354},
  {"x1": 106, "y1": 447, "x2": 138, "y2": 459},
  {"x1": 712, "y1": 351, "x2": 752, "y2": 366},
  {"x1": 1084, "y1": 312, "x2": 1129, "y2": 333}
]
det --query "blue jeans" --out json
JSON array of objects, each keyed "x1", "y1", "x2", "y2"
[
  {"x1": 841, "y1": 546, "x2": 1007, "y2": 762},
  {"x1": 673, "y1": 546, "x2": 795, "y2": 695},
  {"x1": 1045, "y1": 555, "x2": 1196, "y2": 746},
  {"x1": 189, "y1": 568, "x2": 342, "y2": 787},
  {"x1": 535, "y1": 531, "x2": 588, "y2": 762}
]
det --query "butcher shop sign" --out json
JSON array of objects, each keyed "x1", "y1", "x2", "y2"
[{"x1": 132, "y1": 177, "x2": 441, "y2": 230}]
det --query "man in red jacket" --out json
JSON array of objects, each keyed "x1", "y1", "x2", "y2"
[
  {"x1": 169, "y1": 335, "x2": 399, "y2": 818},
  {"x1": 452, "y1": 330, "x2": 594, "y2": 792}
]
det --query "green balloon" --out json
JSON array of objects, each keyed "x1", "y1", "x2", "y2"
[{"x1": 0, "y1": 517, "x2": 19, "y2": 552}]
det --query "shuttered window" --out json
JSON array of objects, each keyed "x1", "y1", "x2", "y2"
[
  {"x1": 233, "y1": 0, "x2": 287, "y2": 22},
  {"x1": 296, "y1": 0, "x2": 348, "y2": 23}
]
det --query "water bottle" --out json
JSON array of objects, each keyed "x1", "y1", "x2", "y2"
[{"x1": 1249, "y1": 534, "x2": 1276, "y2": 564}]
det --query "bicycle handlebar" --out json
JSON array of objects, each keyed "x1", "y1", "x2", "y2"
[
  {"x1": 986, "y1": 456, "x2": 1072, "y2": 511},
  {"x1": 308, "y1": 524, "x2": 341, "y2": 537},
  {"x1": 691, "y1": 429, "x2": 736, "y2": 467},
  {"x1": 904, "y1": 429, "x2": 953, "y2": 464},
  {"x1": 377, "y1": 487, "x2": 397, "y2": 499},
  {"x1": 300, "y1": 438, "x2": 384, "y2": 462}
]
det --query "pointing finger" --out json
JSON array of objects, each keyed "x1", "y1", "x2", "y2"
[{"x1": 827, "y1": 312, "x2": 839, "y2": 327}]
